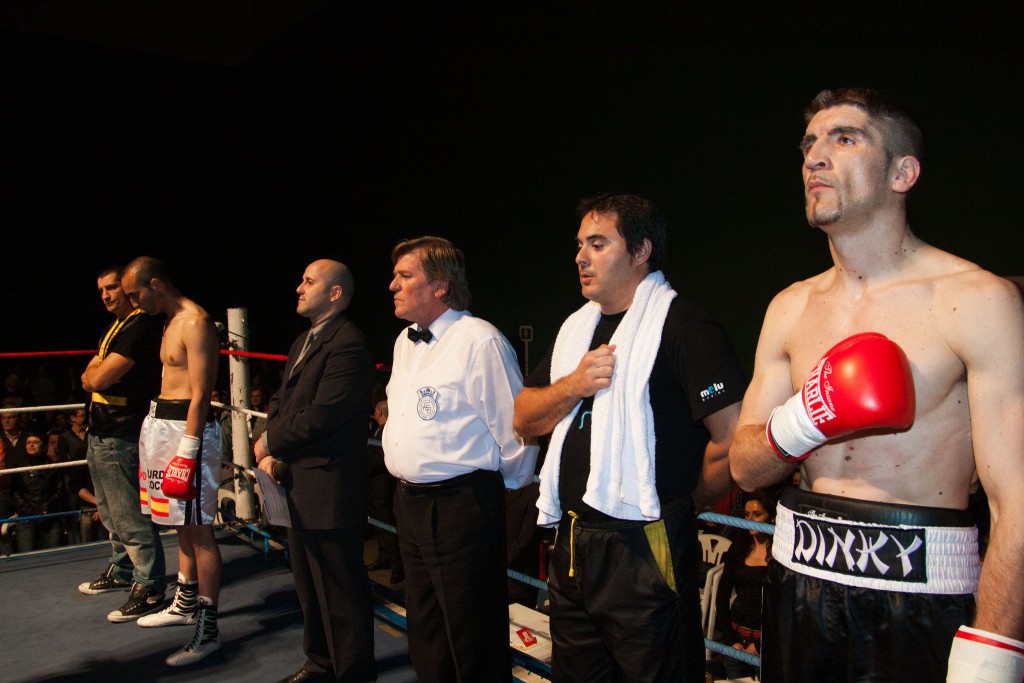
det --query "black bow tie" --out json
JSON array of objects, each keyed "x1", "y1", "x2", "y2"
[{"x1": 407, "y1": 327, "x2": 433, "y2": 344}]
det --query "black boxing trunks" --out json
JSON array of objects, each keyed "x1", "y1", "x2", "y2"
[{"x1": 761, "y1": 488, "x2": 979, "y2": 683}]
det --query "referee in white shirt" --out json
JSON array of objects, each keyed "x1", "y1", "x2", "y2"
[{"x1": 383, "y1": 236, "x2": 539, "y2": 683}]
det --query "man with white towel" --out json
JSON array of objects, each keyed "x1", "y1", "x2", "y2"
[{"x1": 514, "y1": 193, "x2": 747, "y2": 682}]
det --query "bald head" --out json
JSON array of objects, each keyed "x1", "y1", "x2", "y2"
[
  {"x1": 318, "y1": 259, "x2": 354, "y2": 307},
  {"x1": 296, "y1": 259, "x2": 355, "y2": 324}
]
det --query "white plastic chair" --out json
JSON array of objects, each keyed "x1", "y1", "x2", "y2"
[
  {"x1": 697, "y1": 534, "x2": 731, "y2": 636},
  {"x1": 698, "y1": 531, "x2": 732, "y2": 565},
  {"x1": 700, "y1": 562, "x2": 725, "y2": 655},
  {"x1": 705, "y1": 562, "x2": 728, "y2": 649}
]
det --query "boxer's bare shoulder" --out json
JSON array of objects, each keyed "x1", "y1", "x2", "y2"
[{"x1": 159, "y1": 299, "x2": 218, "y2": 399}]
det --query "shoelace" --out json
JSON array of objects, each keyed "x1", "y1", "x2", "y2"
[
  {"x1": 171, "y1": 585, "x2": 198, "y2": 615},
  {"x1": 184, "y1": 607, "x2": 217, "y2": 650}
]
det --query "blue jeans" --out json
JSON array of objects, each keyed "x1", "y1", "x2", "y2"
[
  {"x1": 87, "y1": 434, "x2": 165, "y2": 590},
  {"x1": 14, "y1": 518, "x2": 65, "y2": 552}
]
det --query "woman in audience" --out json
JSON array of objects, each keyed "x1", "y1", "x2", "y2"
[{"x1": 716, "y1": 489, "x2": 777, "y2": 680}]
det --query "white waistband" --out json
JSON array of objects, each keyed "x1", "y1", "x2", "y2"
[{"x1": 773, "y1": 501, "x2": 980, "y2": 595}]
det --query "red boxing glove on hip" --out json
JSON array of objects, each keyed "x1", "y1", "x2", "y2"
[
  {"x1": 162, "y1": 435, "x2": 199, "y2": 501},
  {"x1": 767, "y1": 332, "x2": 916, "y2": 461}
]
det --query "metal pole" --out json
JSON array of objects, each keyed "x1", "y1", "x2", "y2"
[{"x1": 227, "y1": 307, "x2": 257, "y2": 520}]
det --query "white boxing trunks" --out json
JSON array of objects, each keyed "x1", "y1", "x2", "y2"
[{"x1": 139, "y1": 398, "x2": 222, "y2": 526}]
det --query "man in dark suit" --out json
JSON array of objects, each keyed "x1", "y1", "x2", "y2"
[{"x1": 254, "y1": 259, "x2": 377, "y2": 683}]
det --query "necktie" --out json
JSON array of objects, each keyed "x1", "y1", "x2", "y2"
[
  {"x1": 407, "y1": 327, "x2": 433, "y2": 344},
  {"x1": 289, "y1": 331, "x2": 316, "y2": 377}
]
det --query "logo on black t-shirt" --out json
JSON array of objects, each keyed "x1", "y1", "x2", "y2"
[{"x1": 699, "y1": 382, "x2": 725, "y2": 402}]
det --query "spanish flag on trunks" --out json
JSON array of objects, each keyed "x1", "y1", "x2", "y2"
[{"x1": 150, "y1": 496, "x2": 170, "y2": 518}]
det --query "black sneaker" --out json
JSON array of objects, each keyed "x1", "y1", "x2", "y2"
[
  {"x1": 107, "y1": 582, "x2": 166, "y2": 623},
  {"x1": 78, "y1": 565, "x2": 132, "y2": 595}
]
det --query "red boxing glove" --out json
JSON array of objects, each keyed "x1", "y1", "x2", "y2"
[
  {"x1": 767, "y1": 332, "x2": 916, "y2": 461},
  {"x1": 162, "y1": 435, "x2": 200, "y2": 501}
]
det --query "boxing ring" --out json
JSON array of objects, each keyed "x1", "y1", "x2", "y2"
[{"x1": 1, "y1": 311, "x2": 767, "y2": 683}]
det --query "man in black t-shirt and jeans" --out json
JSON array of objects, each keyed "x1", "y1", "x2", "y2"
[
  {"x1": 78, "y1": 266, "x2": 167, "y2": 623},
  {"x1": 514, "y1": 194, "x2": 747, "y2": 682}
]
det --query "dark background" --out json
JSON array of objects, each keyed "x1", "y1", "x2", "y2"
[{"x1": 3, "y1": 3, "x2": 1022, "y2": 379}]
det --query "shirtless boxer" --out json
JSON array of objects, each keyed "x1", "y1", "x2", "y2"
[
  {"x1": 121, "y1": 256, "x2": 224, "y2": 667},
  {"x1": 730, "y1": 88, "x2": 1024, "y2": 682}
]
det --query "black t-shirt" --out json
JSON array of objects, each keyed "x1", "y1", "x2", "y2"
[
  {"x1": 526, "y1": 297, "x2": 747, "y2": 522},
  {"x1": 88, "y1": 311, "x2": 164, "y2": 437},
  {"x1": 718, "y1": 538, "x2": 770, "y2": 639}
]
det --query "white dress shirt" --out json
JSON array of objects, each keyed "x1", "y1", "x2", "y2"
[{"x1": 383, "y1": 307, "x2": 538, "y2": 489}]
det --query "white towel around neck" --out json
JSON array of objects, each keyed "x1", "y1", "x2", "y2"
[{"x1": 536, "y1": 270, "x2": 676, "y2": 525}]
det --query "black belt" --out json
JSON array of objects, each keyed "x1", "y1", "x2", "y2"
[
  {"x1": 151, "y1": 399, "x2": 213, "y2": 423},
  {"x1": 398, "y1": 469, "x2": 495, "y2": 494},
  {"x1": 781, "y1": 486, "x2": 973, "y2": 527}
]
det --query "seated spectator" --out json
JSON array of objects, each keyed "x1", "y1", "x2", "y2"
[
  {"x1": 247, "y1": 386, "x2": 268, "y2": 446},
  {"x1": 12, "y1": 433, "x2": 68, "y2": 552},
  {"x1": 1, "y1": 369, "x2": 26, "y2": 407},
  {"x1": 210, "y1": 388, "x2": 234, "y2": 462},
  {"x1": 58, "y1": 408, "x2": 88, "y2": 461},
  {"x1": 45, "y1": 428, "x2": 66, "y2": 461},
  {"x1": 51, "y1": 411, "x2": 70, "y2": 433},
  {"x1": 45, "y1": 427, "x2": 83, "y2": 544},
  {"x1": 716, "y1": 488, "x2": 778, "y2": 681},
  {"x1": 505, "y1": 436, "x2": 551, "y2": 610},
  {"x1": 1, "y1": 436, "x2": 27, "y2": 555},
  {"x1": 365, "y1": 399, "x2": 403, "y2": 584},
  {"x1": 505, "y1": 480, "x2": 549, "y2": 609},
  {"x1": 28, "y1": 364, "x2": 59, "y2": 408},
  {"x1": 60, "y1": 415, "x2": 106, "y2": 545},
  {"x1": 1, "y1": 410, "x2": 27, "y2": 462}
]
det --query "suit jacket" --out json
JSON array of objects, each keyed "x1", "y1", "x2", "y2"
[{"x1": 266, "y1": 314, "x2": 375, "y2": 530}]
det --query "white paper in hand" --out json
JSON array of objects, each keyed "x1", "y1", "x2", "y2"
[{"x1": 251, "y1": 466, "x2": 292, "y2": 528}]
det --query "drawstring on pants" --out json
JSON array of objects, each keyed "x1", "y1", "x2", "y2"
[{"x1": 568, "y1": 510, "x2": 579, "y2": 577}]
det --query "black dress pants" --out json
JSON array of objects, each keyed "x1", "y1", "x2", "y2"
[
  {"x1": 288, "y1": 526, "x2": 377, "y2": 682},
  {"x1": 393, "y1": 469, "x2": 511, "y2": 683}
]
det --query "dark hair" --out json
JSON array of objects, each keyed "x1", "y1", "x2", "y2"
[
  {"x1": 731, "y1": 488, "x2": 778, "y2": 559},
  {"x1": 744, "y1": 488, "x2": 779, "y2": 518},
  {"x1": 97, "y1": 265, "x2": 124, "y2": 280},
  {"x1": 125, "y1": 256, "x2": 172, "y2": 286},
  {"x1": 576, "y1": 193, "x2": 667, "y2": 271},
  {"x1": 805, "y1": 87, "x2": 924, "y2": 165},
  {"x1": 391, "y1": 236, "x2": 471, "y2": 311}
]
